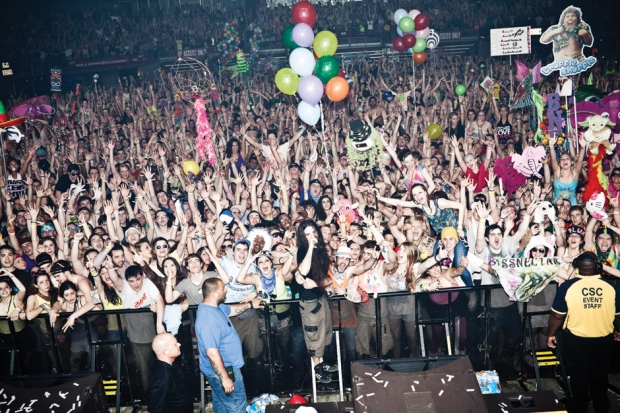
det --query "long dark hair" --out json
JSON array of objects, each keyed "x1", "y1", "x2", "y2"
[
  {"x1": 296, "y1": 220, "x2": 331, "y2": 293},
  {"x1": 225, "y1": 138, "x2": 241, "y2": 159},
  {"x1": 29, "y1": 271, "x2": 58, "y2": 305},
  {"x1": 315, "y1": 195, "x2": 332, "y2": 221}
]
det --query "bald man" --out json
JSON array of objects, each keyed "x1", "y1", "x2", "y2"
[{"x1": 147, "y1": 333, "x2": 193, "y2": 413}]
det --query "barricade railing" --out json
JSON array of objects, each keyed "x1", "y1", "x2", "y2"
[{"x1": 0, "y1": 283, "x2": 549, "y2": 411}]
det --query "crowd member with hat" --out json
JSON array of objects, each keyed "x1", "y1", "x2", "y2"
[
  {"x1": 548, "y1": 251, "x2": 620, "y2": 413},
  {"x1": 584, "y1": 217, "x2": 620, "y2": 273},
  {"x1": 557, "y1": 225, "x2": 586, "y2": 284}
]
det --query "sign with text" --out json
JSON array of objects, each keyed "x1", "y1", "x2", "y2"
[
  {"x1": 177, "y1": 48, "x2": 208, "y2": 58},
  {"x1": 439, "y1": 32, "x2": 460, "y2": 40},
  {"x1": 490, "y1": 27, "x2": 531, "y2": 56},
  {"x1": 540, "y1": 5, "x2": 596, "y2": 76}
]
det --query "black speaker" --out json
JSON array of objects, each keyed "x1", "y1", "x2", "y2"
[
  {"x1": 0, "y1": 373, "x2": 107, "y2": 413},
  {"x1": 484, "y1": 391, "x2": 566, "y2": 412}
]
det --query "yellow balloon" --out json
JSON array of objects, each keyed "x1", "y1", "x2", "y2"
[
  {"x1": 313, "y1": 31, "x2": 338, "y2": 58},
  {"x1": 275, "y1": 68, "x2": 299, "y2": 95},
  {"x1": 183, "y1": 160, "x2": 200, "y2": 176}
]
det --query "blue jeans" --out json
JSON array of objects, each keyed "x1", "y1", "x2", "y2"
[
  {"x1": 434, "y1": 240, "x2": 472, "y2": 286},
  {"x1": 205, "y1": 368, "x2": 247, "y2": 413}
]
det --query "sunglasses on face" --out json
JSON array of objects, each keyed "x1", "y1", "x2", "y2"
[
  {"x1": 156, "y1": 215, "x2": 167, "y2": 219},
  {"x1": 272, "y1": 233, "x2": 282, "y2": 238},
  {"x1": 223, "y1": 244, "x2": 233, "y2": 249},
  {"x1": 155, "y1": 245, "x2": 169, "y2": 250},
  {"x1": 612, "y1": 173, "x2": 620, "y2": 178},
  {"x1": 70, "y1": 172, "x2": 79, "y2": 176},
  {"x1": 532, "y1": 248, "x2": 546, "y2": 254}
]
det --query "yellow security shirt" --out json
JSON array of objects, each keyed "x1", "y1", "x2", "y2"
[{"x1": 552, "y1": 275, "x2": 620, "y2": 338}]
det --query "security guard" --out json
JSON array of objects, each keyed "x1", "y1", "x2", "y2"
[{"x1": 547, "y1": 252, "x2": 620, "y2": 413}]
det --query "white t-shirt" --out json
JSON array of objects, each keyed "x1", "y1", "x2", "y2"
[
  {"x1": 221, "y1": 256, "x2": 257, "y2": 304},
  {"x1": 475, "y1": 236, "x2": 517, "y2": 308},
  {"x1": 117, "y1": 277, "x2": 160, "y2": 309},
  {"x1": 261, "y1": 142, "x2": 289, "y2": 165}
]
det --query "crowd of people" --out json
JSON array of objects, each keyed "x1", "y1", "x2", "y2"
[
  {"x1": 2, "y1": 0, "x2": 575, "y2": 71},
  {"x1": 1, "y1": 1, "x2": 620, "y2": 411}
]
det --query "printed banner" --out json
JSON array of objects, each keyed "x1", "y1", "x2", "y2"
[
  {"x1": 177, "y1": 48, "x2": 208, "y2": 58},
  {"x1": 439, "y1": 32, "x2": 461, "y2": 40},
  {"x1": 493, "y1": 257, "x2": 562, "y2": 302},
  {"x1": 540, "y1": 5, "x2": 596, "y2": 76},
  {"x1": 490, "y1": 27, "x2": 531, "y2": 56},
  {"x1": 50, "y1": 68, "x2": 62, "y2": 92}
]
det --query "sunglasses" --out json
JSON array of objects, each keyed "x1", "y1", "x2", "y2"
[
  {"x1": 272, "y1": 233, "x2": 282, "y2": 238},
  {"x1": 155, "y1": 245, "x2": 169, "y2": 250},
  {"x1": 222, "y1": 244, "x2": 233, "y2": 249},
  {"x1": 532, "y1": 248, "x2": 546, "y2": 253},
  {"x1": 70, "y1": 172, "x2": 79, "y2": 176},
  {"x1": 156, "y1": 215, "x2": 167, "y2": 219},
  {"x1": 611, "y1": 173, "x2": 620, "y2": 178}
]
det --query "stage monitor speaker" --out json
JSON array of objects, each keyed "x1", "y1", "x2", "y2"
[
  {"x1": 351, "y1": 356, "x2": 487, "y2": 413},
  {"x1": 484, "y1": 391, "x2": 567, "y2": 413},
  {"x1": 0, "y1": 373, "x2": 107, "y2": 413}
]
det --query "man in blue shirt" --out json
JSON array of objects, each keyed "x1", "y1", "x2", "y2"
[{"x1": 195, "y1": 278, "x2": 262, "y2": 413}]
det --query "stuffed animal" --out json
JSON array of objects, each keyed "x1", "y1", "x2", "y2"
[
  {"x1": 534, "y1": 201, "x2": 556, "y2": 224},
  {"x1": 586, "y1": 192, "x2": 608, "y2": 221},
  {"x1": 511, "y1": 146, "x2": 546, "y2": 178},
  {"x1": 345, "y1": 119, "x2": 385, "y2": 171},
  {"x1": 332, "y1": 197, "x2": 359, "y2": 230},
  {"x1": 579, "y1": 113, "x2": 616, "y2": 155}
]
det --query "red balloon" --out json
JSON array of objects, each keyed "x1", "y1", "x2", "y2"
[
  {"x1": 313, "y1": 51, "x2": 319, "y2": 61},
  {"x1": 403, "y1": 34, "x2": 416, "y2": 49},
  {"x1": 414, "y1": 13, "x2": 430, "y2": 30},
  {"x1": 413, "y1": 51, "x2": 427, "y2": 64},
  {"x1": 392, "y1": 36, "x2": 408, "y2": 53},
  {"x1": 289, "y1": 395, "x2": 308, "y2": 405},
  {"x1": 338, "y1": 68, "x2": 345, "y2": 78},
  {"x1": 292, "y1": 1, "x2": 317, "y2": 28}
]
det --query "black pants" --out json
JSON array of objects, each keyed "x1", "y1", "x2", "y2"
[{"x1": 562, "y1": 331, "x2": 614, "y2": 413}]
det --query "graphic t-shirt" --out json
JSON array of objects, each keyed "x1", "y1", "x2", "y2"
[{"x1": 496, "y1": 119, "x2": 512, "y2": 144}]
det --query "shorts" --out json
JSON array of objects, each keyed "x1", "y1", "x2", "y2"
[{"x1": 299, "y1": 295, "x2": 332, "y2": 358}]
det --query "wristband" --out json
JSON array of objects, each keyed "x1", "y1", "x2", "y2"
[
  {"x1": 63, "y1": 238, "x2": 70, "y2": 243},
  {"x1": 249, "y1": 300, "x2": 254, "y2": 309},
  {"x1": 106, "y1": 244, "x2": 114, "y2": 251}
]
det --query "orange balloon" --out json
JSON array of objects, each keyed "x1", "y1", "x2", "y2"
[
  {"x1": 325, "y1": 76, "x2": 349, "y2": 102},
  {"x1": 413, "y1": 51, "x2": 427, "y2": 64}
]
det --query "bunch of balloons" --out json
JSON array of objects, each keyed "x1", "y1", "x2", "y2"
[
  {"x1": 217, "y1": 22, "x2": 241, "y2": 66},
  {"x1": 247, "y1": 28, "x2": 263, "y2": 64},
  {"x1": 391, "y1": 8, "x2": 435, "y2": 65},
  {"x1": 275, "y1": 1, "x2": 350, "y2": 126}
]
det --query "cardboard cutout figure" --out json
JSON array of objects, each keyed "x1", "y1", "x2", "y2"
[{"x1": 540, "y1": 6, "x2": 596, "y2": 76}]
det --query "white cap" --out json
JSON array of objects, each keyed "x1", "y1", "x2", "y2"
[{"x1": 335, "y1": 246, "x2": 351, "y2": 258}]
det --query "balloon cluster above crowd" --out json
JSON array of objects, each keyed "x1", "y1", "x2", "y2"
[{"x1": 275, "y1": 1, "x2": 350, "y2": 126}]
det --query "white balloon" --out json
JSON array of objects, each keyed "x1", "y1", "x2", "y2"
[
  {"x1": 393, "y1": 9, "x2": 407, "y2": 25},
  {"x1": 289, "y1": 48, "x2": 315, "y2": 77},
  {"x1": 396, "y1": 27, "x2": 404, "y2": 37},
  {"x1": 408, "y1": 9, "x2": 421, "y2": 20},
  {"x1": 417, "y1": 27, "x2": 431, "y2": 39},
  {"x1": 298, "y1": 101, "x2": 321, "y2": 126}
]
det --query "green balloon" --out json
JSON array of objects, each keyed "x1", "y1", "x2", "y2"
[
  {"x1": 282, "y1": 25, "x2": 299, "y2": 50},
  {"x1": 398, "y1": 16, "x2": 415, "y2": 33},
  {"x1": 412, "y1": 38, "x2": 427, "y2": 53},
  {"x1": 275, "y1": 68, "x2": 299, "y2": 95},
  {"x1": 314, "y1": 56, "x2": 340, "y2": 84},
  {"x1": 313, "y1": 31, "x2": 338, "y2": 58},
  {"x1": 455, "y1": 84, "x2": 467, "y2": 96}
]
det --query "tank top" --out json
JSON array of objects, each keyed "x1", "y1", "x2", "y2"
[
  {"x1": 260, "y1": 272, "x2": 291, "y2": 314},
  {"x1": 104, "y1": 300, "x2": 123, "y2": 331},
  {"x1": 403, "y1": 165, "x2": 426, "y2": 191},
  {"x1": 0, "y1": 296, "x2": 25, "y2": 334},
  {"x1": 553, "y1": 178, "x2": 578, "y2": 205},
  {"x1": 425, "y1": 200, "x2": 458, "y2": 235},
  {"x1": 34, "y1": 294, "x2": 52, "y2": 330},
  {"x1": 496, "y1": 119, "x2": 512, "y2": 144},
  {"x1": 429, "y1": 281, "x2": 460, "y2": 305}
]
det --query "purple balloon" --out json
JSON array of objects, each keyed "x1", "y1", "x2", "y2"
[
  {"x1": 298, "y1": 75, "x2": 324, "y2": 105},
  {"x1": 292, "y1": 23, "x2": 315, "y2": 48}
]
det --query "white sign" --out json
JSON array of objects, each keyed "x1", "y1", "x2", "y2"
[{"x1": 490, "y1": 26, "x2": 531, "y2": 56}]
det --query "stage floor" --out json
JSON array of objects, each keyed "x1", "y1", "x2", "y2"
[{"x1": 108, "y1": 374, "x2": 620, "y2": 412}]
